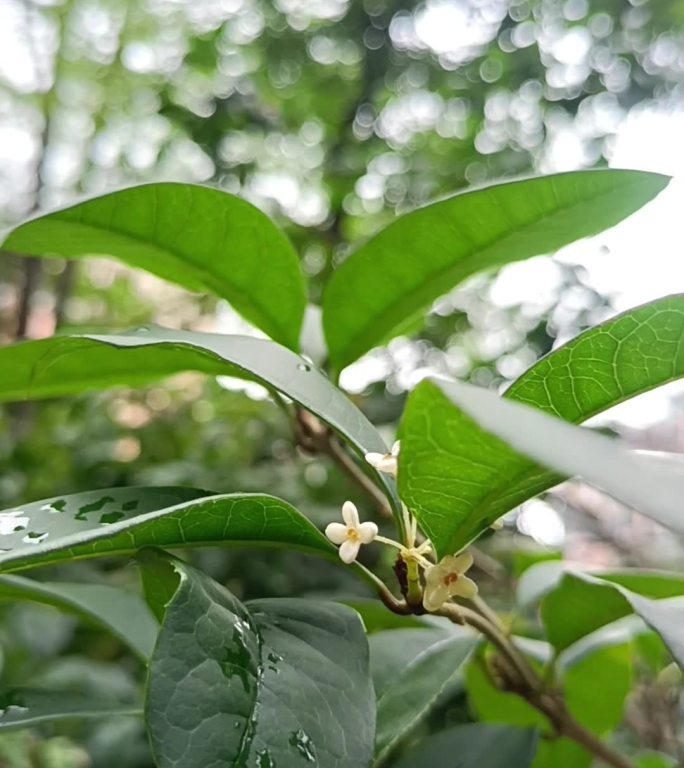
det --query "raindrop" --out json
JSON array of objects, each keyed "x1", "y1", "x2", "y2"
[
  {"x1": 22, "y1": 531, "x2": 48, "y2": 544},
  {"x1": 297, "y1": 363, "x2": 311, "y2": 372},
  {"x1": 289, "y1": 730, "x2": 316, "y2": 762},
  {"x1": 0, "y1": 511, "x2": 29, "y2": 535},
  {"x1": 256, "y1": 749, "x2": 276, "y2": 768},
  {"x1": 134, "y1": 326, "x2": 150, "y2": 333},
  {"x1": 0, "y1": 690, "x2": 28, "y2": 716},
  {"x1": 267, "y1": 650, "x2": 282, "y2": 674}
]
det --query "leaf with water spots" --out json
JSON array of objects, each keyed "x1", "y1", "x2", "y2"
[
  {"x1": 0, "y1": 487, "x2": 337, "y2": 574},
  {"x1": 142, "y1": 552, "x2": 375, "y2": 768}
]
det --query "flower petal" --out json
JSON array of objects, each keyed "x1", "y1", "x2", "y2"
[
  {"x1": 451, "y1": 575, "x2": 478, "y2": 599},
  {"x1": 339, "y1": 538, "x2": 361, "y2": 564},
  {"x1": 341, "y1": 500, "x2": 359, "y2": 528},
  {"x1": 357, "y1": 521, "x2": 378, "y2": 544},
  {"x1": 390, "y1": 440, "x2": 401, "y2": 457},
  {"x1": 423, "y1": 582, "x2": 449, "y2": 612},
  {"x1": 424, "y1": 564, "x2": 447, "y2": 587},
  {"x1": 452, "y1": 551, "x2": 473, "y2": 574},
  {"x1": 325, "y1": 522, "x2": 348, "y2": 545},
  {"x1": 364, "y1": 452, "x2": 385, "y2": 468}
]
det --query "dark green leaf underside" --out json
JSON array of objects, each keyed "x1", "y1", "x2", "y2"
[
  {"x1": 0, "y1": 689, "x2": 141, "y2": 730},
  {"x1": 0, "y1": 574, "x2": 158, "y2": 660}
]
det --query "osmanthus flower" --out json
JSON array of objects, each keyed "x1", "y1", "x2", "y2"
[
  {"x1": 325, "y1": 501, "x2": 378, "y2": 564},
  {"x1": 365, "y1": 440, "x2": 400, "y2": 477},
  {"x1": 423, "y1": 552, "x2": 478, "y2": 612}
]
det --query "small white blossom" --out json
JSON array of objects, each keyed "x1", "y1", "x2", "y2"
[
  {"x1": 325, "y1": 501, "x2": 378, "y2": 564},
  {"x1": 423, "y1": 552, "x2": 477, "y2": 612},
  {"x1": 365, "y1": 440, "x2": 400, "y2": 477}
]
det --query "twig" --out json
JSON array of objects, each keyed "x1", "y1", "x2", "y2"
[{"x1": 438, "y1": 601, "x2": 636, "y2": 768}]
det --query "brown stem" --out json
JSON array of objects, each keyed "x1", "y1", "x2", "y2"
[
  {"x1": 294, "y1": 408, "x2": 392, "y2": 519},
  {"x1": 438, "y1": 602, "x2": 636, "y2": 768},
  {"x1": 324, "y1": 437, "x2": 392, "y2": 519}
]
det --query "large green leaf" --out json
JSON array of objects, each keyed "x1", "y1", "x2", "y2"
[
  {"x1": 143, "y1": 554, "x2": 375, "y2": 768},
  {"x1": 0, "y1": 487, "x2": 337, "y2": 574},
  {"x1": 0, "y1": 575, "x2": 157, "y2": 660},
  {"x1": 0, "y1": 689, "x2": 141, "y2": 730},
  {"x1": 1, "y1": 183, "x2": 306, "y2": 348},
  {"x1": 399, "y1": 295, "x2": 684, "y2": 557},
  {"x1": 374, "y1": 630, "x2": 476, "y2": 762},
  {"x1": 0, "y1": 327, "x2": 393, "y2": 491},
  {"x1": 393, "y1": 724, "x2": 538, "y2": 768},
  {"x1": 542, "y1": 572, "x2": 684, "y2": 665},
  {"x1": 426, "y1": 378, "x2": 684, "y2": 535},
  {"x1": 323, "y1": 170, "x2": 669, "y2": 371}
]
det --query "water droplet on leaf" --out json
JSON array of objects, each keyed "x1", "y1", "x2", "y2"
[
  {"x1": 22, "y1": 531, "x2": 48, "y2": 544},
  {"x1": 289, "y1": 729, "x2": 315, "y2": 762},
  {"x1": 297, "y1": 363, "x2": 311, "y2": 372}
]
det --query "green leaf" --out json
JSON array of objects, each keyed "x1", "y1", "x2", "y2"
[
  {"x1": 466, "y1": 659, "x2": 548, "y2": 730},
  {"x1": 430, "y1": 377, "x2": 684, "y2": 534},
  {"x1": 0, "y1": 575, "x2": 157, "y2": 660},
  {"x1": 369, "y1": 627, "x2": 452, "y2": 697},
  {"x1": 1, "y1": 183, "x2": 306, "y2": 348},
  {"x1": 323, "y1": 170, "x2": 669, "y2": 371},
  {"x1": 393, "y1": 724, "x2": 538, "y2": 768},
  {"x1": 517, "y1": 562, "x2": 684, "y2": 610},
  {"x1": 142, "y1": 553, "x2": 375, "y2": 768},
  {"x1": 562, "y1": 644, "x2": 632, "y2": 734},
  {"x1": 374, "y1": 631, "x2": 477, "y2": 761},
  {"x1": 399, "y1": 294, "x2": 684, "y2": 556},
  {"x1": 532, "y1": 739, "x2": 591, "y2": 768},
  {"x1": 0, "y1": 487, "x2": 336, "y2": 574},
  {"x1": 0, "y1": 328, "x2": 394, "y2": 497},
  {"x1": 0, "y1": 689, "x2": 141, "y2": 731},
  {"x1": 542, "y1": 572, "x2": 684, "y2": 665},
  {"x1": 635, "y1": 752, "x2": 678, "y2": 768}
]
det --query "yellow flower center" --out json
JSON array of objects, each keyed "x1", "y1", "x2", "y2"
[{"x1": 347, "y1": 527, "x2": 360, "y2": 541}]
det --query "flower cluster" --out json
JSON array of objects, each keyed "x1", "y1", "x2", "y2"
[{"x1": 323, "y1": 439, "x2": 480, "y2": 612}]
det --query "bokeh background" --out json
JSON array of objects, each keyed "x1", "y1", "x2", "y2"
[{"x1": 0, "y1": 0, "x2": 683, "y2": 765}]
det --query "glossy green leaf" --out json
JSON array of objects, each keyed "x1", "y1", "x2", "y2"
[
  {"x1": 375, "y1": 631, "x2": 477, "y2": 761},
  {"x1": 399, "y1": 295, "x2": 684, "y2": 556},
  {"x1": 517, "y1": 561, "x2": 684, "y2": 610},
  {"x1": 532, "y1": 739, "x2": 591, "y2": 768},
  {"x1": 542, "y1": 572, "x2": 684, "y2": 665},
  {"x1": 466, "y1": 659, "x2": 547, "y2": 730},
  {"x1": 0, "y1": 327, "x2": 395, "y2": 502},
  {"x1": 323, "y1": 170, "x2": 669, "y2": 371},
  {"x1": 143, "y1": 554, "x2": 375, "y2": 768},
  {"x1": 1, "y1": 183, "x2": 306, "y2": 348},
  {"x1": 369, "y1": 627, "x2": 452, "y2": 697},
  {"x1": 563, "y1": 644, "x2": 632, "y2": 734},
  {"x1": 431, "y1": 378, "x2": 684, "y2": 533},
  {"x1": 0, "y1": 487, "x2": 336, "y2": 574},
  {"x1": 393, "y1": 724, "x2": 538, "y2": 768},
  {"x1": 0, "y1": 575, "x2": 157, "y2": 660},
  {"x1": 0, "y1": 689, "x2": 141, "y2": 730}
]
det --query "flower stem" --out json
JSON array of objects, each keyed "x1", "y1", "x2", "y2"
[{"x1": 438, "y1": 602, "x2": 636, "y2": 768}]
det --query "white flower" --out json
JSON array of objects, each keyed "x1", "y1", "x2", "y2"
[
  {"x1": 325, "y1": 501, "x2": 378, "y2": 564},
  {"x1": 423, "y1": 552, "x2": 478, "y2": 612},
  {"x1": 365, "y1": 440, "x2": 400, "y2": 477}
]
